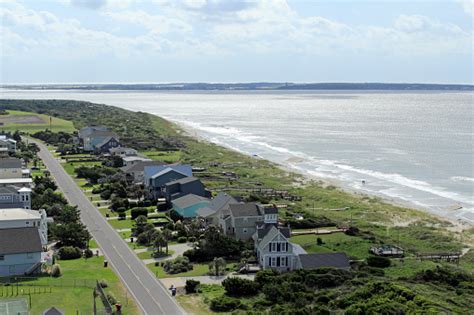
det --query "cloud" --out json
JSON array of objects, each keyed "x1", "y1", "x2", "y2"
[
  {"x1": 1, "y1": 0, "x2": 472, "y2": 62},
  {"x1": 456, "y1": 0, "x2": 474, "y2": 17},
  {"x1": 70, "y1": 0, "x2": 107, "y2": 10}
]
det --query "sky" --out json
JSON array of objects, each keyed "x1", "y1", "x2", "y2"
[{"x1": 0, "y1": 0, "x2": 473, "y2": 84}]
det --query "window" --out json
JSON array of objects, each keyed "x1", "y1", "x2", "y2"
[
  {"x1": 271, "y1": 242, "x2": 277, "y2": 252},
  {"x1": 0, "y1": 255, "x2": 4, "y2": 261},
  {"x1": 280, "y1": 257, "x2": 287, "y2": 267},
  {"x1": 271, "y1": 257, "x2": 276, "y2": 267},
  {"x1": 243, "y1": 228, "x2": 248, "y2": 233}
]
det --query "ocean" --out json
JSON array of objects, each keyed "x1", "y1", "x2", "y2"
[{"x1": 1, "y1": 89, "x2": 473, "y2": 224}]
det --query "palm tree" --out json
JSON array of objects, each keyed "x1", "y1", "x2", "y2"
[
  {"x1": 209, "y1": 257, "x2": 226, "y2": 276},
  {"x1": 153, "y1": 232, "x2": 166, "y2": 255},
  {"x1": 162, "y1": 229, "x2": 172, "y2": 254}
]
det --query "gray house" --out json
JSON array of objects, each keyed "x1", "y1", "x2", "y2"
[
  {"x1": 144, "y1": 165, "x2": 192, "y2": 199},
  {"x1": 0, "y1": 135, "x2": 16, "y2": 156},
  {"x1": 0, "y1": 227, "x2": 43, "y2": 276},
  {"x1": 196, "y1": 192, "x2": 240, "y2": 225},
  {"x1": 252, "y1": 209, "x2": 350, "y2": 272},
  {"x1": 163, "y1": 176, "x2": 211, "y2": 203},
  {"x1": 122, "y1": 160, "x2": 166, "y2": 183},
  {"x1": 220, "y1": 203, "x2": 271, "y2": 241},
  {"x1": 0, "y1": 186, "x2": 31, "y2": 209},
  {"x1": 79, "y1": 127, "x2": 120, "y2": 152}
]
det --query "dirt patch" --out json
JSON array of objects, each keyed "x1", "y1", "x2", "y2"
[{"x1": 0, "y1": 115, "x2": 46, "y2": 124}]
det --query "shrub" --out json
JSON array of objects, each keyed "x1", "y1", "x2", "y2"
[
  {"x1": 131, "y1": 207, "x2": 148, "y2": 220},
  {"x1": 367, "y1": 256, "x2": 391, "y2": 268},
  {"x1": 107, "y1": 293, "x2": 117, "y2": 305},
  {"x1": 222, "y1": 277, "x2": 259, "y2": 296},
  {"x1": 99, "y1": 279, "x2": 108, "y2": 288},
  {"x1": 187, "y1": 236, "x2": 196, "y2": 243},
  {"x1": 177, "y1": 236, "x2": 187, "y2": 243},
  {"x1": 210, "y1": 296, "x2": 241, "y2": 312},
  {"x1": 58, "y1": 246, "x2": 82, "y2": 260},
  {"x1": 317, "y1": 237, "x2": 323, "y2": 245},
  {"x1": 116, "y1": 207, "x2": 126, "y2": 214},
  {"x1": 163, "y1": 256, "x2": 193, "y2": 274},
  {"x1": 185, "y1": 279, "x2": 200, "y2": 294},
  {"x1": 84, "y1": 248, "x2": 93, "y2": 258},
  {"x1": 118, "y1": 212, "x2": 126, "y2": 220},
  {"x1": 51, "y1": 264, "x2": 62, "y2": 277},
  {"x1": 345, "y1": 226, "x2": 360, "y2": 236},
  {"x1": 255, "y1": 269, "x2": 280, "y2": 288}
]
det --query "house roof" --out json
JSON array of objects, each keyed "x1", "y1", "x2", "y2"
[
  {"x1": 196, "y1": 206, "x2": 216, "y2": 217},
  {"x1": 172, "y1": 194, "x2": 209, "y2": 209},
  {"x1": 0, "y1": 178, "x2": 32, "y2": 185},
  {"x1": 122, "y1": 156, "x2": 151, "y2": 163},
  {"x1": 298, "y1": 253, "x2": 350, "y2": 270},
  {"x1": 43, "y1": 307, "x2": 65, "y2": 315},
  {"x1": 95, "y1": 136, "x2": 119, "y2": 148},
  {"x1": 88, "y1": 130, "x2": 117, "y2": 138},
  {"x1": 144, "y1": 164, "x2": 192, "y2": 179},
  {"x1": 256, "y1": 223, "x2": 290, "y2": 240},
  {"x1": 122, "y1": 160, "x2": 166, "y2": 173},
  {"x1": 258, "y1": 225, "x2": 286, "y2": 249},
  {"x1": 229, "y1": 203, "x2": 262, "y2": 217},
  {"x1": 166, "y1": 176, "x2": 201, "y2": 186},
  {"x1": 0, "y1": 185, "x2": 20, "y2": 194},
  {"x1": 150, "y1": 167, "x2": 189, "y2": 179},
  {"x1": 209, "y1": 192, "x2": 239, "y2": 211},
  {"x1": 109, "y1": 147, "x2": 136, "y2": 154},
  {"x1": 0, "y1": 208, "x2": 41, "y2": 221},
  {"x1": 0, "y1": 227, "x2": 42, "y2": 255},
  {"x1": 0, "y1": 158, "x2": 22, "y2": 169},
  {"x1": 263, "y1": 205, "x2": 278, "y2": 214}
]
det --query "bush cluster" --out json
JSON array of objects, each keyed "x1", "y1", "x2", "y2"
[
  {"x1": 210, "y1": 296, "x2": 242, "y2": 312},
  {"x1": 222, "y1": 277, "x2": 260, "y2": 296},
  {"x1": 163, "y1": 256, "x2": 193, "y2": 274},
  {"x1": 58, "y1": 246, "x2": 82, "y2": 260}
]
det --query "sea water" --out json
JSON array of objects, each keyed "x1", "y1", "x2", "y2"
[{"x1": 2, "y1": 89, "x2": 473, "y2": 224}]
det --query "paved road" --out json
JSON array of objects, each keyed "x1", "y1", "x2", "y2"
[{"x1": 32, "y1": 139, "x2": 184, "y2": 315}]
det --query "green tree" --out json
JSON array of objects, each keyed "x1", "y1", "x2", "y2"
[{"x1": 209, "y1": 257, "x2": 226, "y2": 276}]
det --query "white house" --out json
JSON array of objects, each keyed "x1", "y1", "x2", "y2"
[
  {"x1": 0, "y1": 208, "x2": 51, "y2": 246},
  {"x1": 122, "y1": 156, "x2": 152, "y2": 168},
  {"x1": 0, "y1": 227, "x2": 43, "y2": 276},
  {"x1": 0, "y1": 178, "x2": 33, "y2": 188},
  {"x1": 0, "y1": 136, "x2": 16, "y2": 156}
]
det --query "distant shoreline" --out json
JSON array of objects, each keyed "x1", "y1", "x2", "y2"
[{"x1": 1, "y1": 82, "x2": 473, "y2": 91}]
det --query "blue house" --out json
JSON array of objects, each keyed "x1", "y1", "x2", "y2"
[
  {"x1": 172, "y1": 194, "x2": 210, "y2": 218},
  {"x1": 144, "y1": 165, "x2": 193, "y2": 199},
  {"x1": 164, "y1": 176, "x2": 211, "y2": 203}
]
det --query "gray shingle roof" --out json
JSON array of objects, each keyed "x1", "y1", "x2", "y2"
[
  {"x1": 263, "y1": 205, "x2": 278, "y2": 214},
  {"x1": 256, "y1": 223, "x2": 290, "y2": 239},
  {"x1": 166, "y1": 176, "x2": 200, "y2": 186},
  {"x1": 0, "y1": 185, "x2": 20, "y2": 194},
  {"x1": 43, "y1": 307, "x2": 65, "y2": 315},
  {"x1": 0, "y1": 227, "x2": 42, "y2": 255},
  {"x1": 298, "y1": 253, "x2": 350, "y2": 270},
  {"x1": 122, "y1": 160, "x2": 166, "y2": 173},
  {"x1": 208, "y1": 192, "x2": 239, "y2": 211},
  {"x1": 0, "y1": 158, "x2": 22, "y2": 169},
  {"x1": 172, "y1": 194, "x2": 209, "y2": 208},
  {"x1": 229, "y1": 203, "x2": 262, "y2": 217}
]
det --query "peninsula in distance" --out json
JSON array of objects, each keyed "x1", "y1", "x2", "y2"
[{"x1": 3, "y1": 82, "x2": 474, "y2": 91}]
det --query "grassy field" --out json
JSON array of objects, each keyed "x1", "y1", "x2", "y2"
[
  {"x1": 0, "y1": 110, "x2": 75, "y2": 133},
  {"x1": 290, "y1": 232, "x2": 374, "y2": 259},
  {"x1": 0, "y1": 257, "x2": 139, "y2": 314}
]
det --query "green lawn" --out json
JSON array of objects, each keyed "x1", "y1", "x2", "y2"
[
  {"x1": 109, "y1": 219, "x2": 134, "y2": 230},
  {"x1": 177, "y1": 284, "x2": 226, "y2": 315},
  {"x1": 0, "y1": 257, "x2": 139, "y2": 314},
  {"x1": 137, "y1": 250, "x2": 174, "y2": 260},
  {"x1": 148, "y1": 263, "x2": 210, "y2": 278},
  {"x1": 140, "y1": 150, "x2": 183, "y2": 163},
  {"x1": 290, "y1": 232, "x2": 373, "y2": 259},
  {"x1": 0, "y1": 110, "x2": 75, "y2": 133}
]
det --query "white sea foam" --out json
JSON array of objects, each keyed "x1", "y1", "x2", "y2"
[{"x1": 451, "y1": 176, "x2": 474, "y2": 183}]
